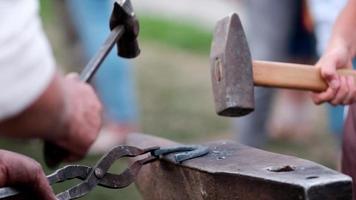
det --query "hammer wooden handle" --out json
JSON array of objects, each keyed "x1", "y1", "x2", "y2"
[{"x1": 253, "y1": 60, "x2": 356, "y2": 92}]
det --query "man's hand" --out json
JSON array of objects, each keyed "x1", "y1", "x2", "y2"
[
  {"x1": 0, "y1": 72, "x2": 102, "y2": 163},
  {"x1": 312, "y1": 40, "x2": 355, "y2": 105},
  {"x1": 51, "y1": 73, "x2": 103, "y2": 161},
  {"x1": 0, "y1": 150, "x2": 56, "y2": 200}
]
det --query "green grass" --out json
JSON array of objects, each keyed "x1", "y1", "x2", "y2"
[
  {"x1": 39, "y1": 0, "x2": 54, "y2": 23},
  {"x1": 139, "y1": 16, "x2": 212, "y2": 54}
]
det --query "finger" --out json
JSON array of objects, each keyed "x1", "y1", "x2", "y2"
[
  {"x1": 31, "y1": 168, "x2": 56, "y2": 200},
  {"x1": 311, "y1": 92, "x2": 322, "y2": 105},
  {"x1": 312, "y1": 87, "x2": 337, "y2": 105},
  {"x1": 0, "y1": 151, "x2": 56, "y2": 200},
  {"x1": 344, "y1": 76, "x2": 356, "y2": 104},
  {"x1": 331, "y1": 76, "x2": 348, "y2": 105},
  {"x1": 319, "y1": 60, "x2": 340, "y2": 90}
]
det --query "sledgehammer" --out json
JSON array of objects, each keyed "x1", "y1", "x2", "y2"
[
  {"x1": 44, "y1": 0, "x2": 140, "y2": 168},
  {"x1": 210, "y1": 13, "x2": 356, "y2": 117}
]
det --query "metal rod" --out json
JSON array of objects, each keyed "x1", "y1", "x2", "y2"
[
  {"x1": 0, "y1": 188, "x2": 19, "y2": 199},
  {"x1": 80, "y1": 25, "x2": 125, "y2": 82}
]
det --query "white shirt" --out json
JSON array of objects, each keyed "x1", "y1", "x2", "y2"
[{"x1": 0, "y1": 0, "x2": 55, "y2": 120}]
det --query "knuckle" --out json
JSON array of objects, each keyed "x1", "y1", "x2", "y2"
[
  {"x1": 332, "y1": 97, "x2": 342, "y2": 106},
  {"x1": 329, "y1": 88, "x2": 337, "y2": 97},
  {"x1": 314, "y1": 100, "x2": 322, "y2": 105},
  {"x1": 323, "y1": 93, "x2": 334, "y2": 102},
  {"x1": 340, "y1": 87, "x2": 348, "y2": 95},
  {"x1": 330, "y1": 101, "x2": 338, "y2": 106},
  {"x1": 321, "y1": 67, "x2": 335, "y2": 77},
  {"x1": 343, "y1": 94, "x2": 351, "y2": 105},
  {"x1": 0, "y1": 165, "x2": 8, "y2": 186},
  {"x1": 32, "y1": 163, "x2": 45, "y2": 184},
  {"x1": 344, "y1": 99, "x2": 352, "y2": 105},
  {"x1": 32, "y1": 162, "x2": 43, "y2": 176},
  {"x1": 311, "y1": 95, "x2": 321, "y2": 105},
  {"x1": 322, "y1": 70, "x2": 333, "y2": 77},
  {"x1": 322, "y1": 73, "x2": 334, "y2": 81}
]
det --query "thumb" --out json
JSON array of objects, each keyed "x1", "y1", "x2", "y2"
[
  {"x1": 30, "y1": 170, "x2": 57, "y2": 200},
  {"x1": 319, "y1": 60, "x2": 340, "y2": 90},
  {"x1": 66, "y1": 72, "x2": 80, "y2": 80}
]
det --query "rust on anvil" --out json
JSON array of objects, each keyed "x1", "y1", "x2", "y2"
[{"x1": 126, "y1": 133, "x2": 352, "y2": 200}]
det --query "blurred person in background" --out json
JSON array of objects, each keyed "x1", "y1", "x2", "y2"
[
  {"x1": 62, "y1": 0, "x2": 139, "y2": 153},
  {"x1": 0, "y1": 0, "x2": 102, "y2": 199},
  {"x1": 233, "y1": 0, "x2": 317, "y2": 148},
  {"x1": 311, "y1": 0, "x2": 356, "y2": 195}
]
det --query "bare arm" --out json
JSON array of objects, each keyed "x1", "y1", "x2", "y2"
[
  {"x1": 0, "y1": 72, "x2": 103, "y2": 160},
  {"x1": 312, "y1": 0, "x2": 356, "y2": 105},
  {"x1": 0, "y1": 73, "x2": 67, "y2": 140},
  {"x1": 328, "y1": 0, "x2": 356, "y2": 56}
]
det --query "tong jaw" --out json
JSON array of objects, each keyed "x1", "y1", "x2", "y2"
[{"x1": 56, "y1": 146, "x2": 158, "y2": 200}]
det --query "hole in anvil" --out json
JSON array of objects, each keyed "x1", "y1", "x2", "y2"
[
  {"x1": 266, "y1": 165, "x2": 295, "y2": 172},
  {"x1": 306, "y1": 176, "x2": 319, "y2": 179}
]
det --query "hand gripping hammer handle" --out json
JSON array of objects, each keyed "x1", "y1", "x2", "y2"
[{"x1": 44, "y1": 26, "x2": 125, "y2": 168}]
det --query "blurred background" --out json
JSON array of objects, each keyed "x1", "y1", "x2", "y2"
[{"x1": 0, "y1": 0, "x2": 346, "y2": 199}]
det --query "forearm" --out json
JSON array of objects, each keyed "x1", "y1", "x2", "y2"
[
  {"x1": 328, "y1": 0, "x2": 356, "y2": 56},
  {"x1": 0, "y1": 73, "x2": 69, "y2": 141}
]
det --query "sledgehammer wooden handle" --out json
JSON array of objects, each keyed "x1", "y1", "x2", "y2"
[{"x1": 253, "y1": 60, "x2": 356, "y2": 92}]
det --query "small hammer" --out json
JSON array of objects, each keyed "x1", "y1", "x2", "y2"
[
  {"x1": 44, "y1": 0, "x2": 140, "y2": 168},
  {"x1": 210, "y1": 13, "x2": 356, "y2": 117}
]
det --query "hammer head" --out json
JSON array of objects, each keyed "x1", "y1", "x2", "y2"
[
  {"x1": 210, "y1": 13, "x2": 254, "y2": 117},
  {"x1": 110, "y1": 0, "x2": 140, "y2": 58}
]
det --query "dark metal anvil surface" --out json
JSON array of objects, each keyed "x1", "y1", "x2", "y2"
[{"x1": 127, "y1": 133, "x2": 352, "y2": 200}]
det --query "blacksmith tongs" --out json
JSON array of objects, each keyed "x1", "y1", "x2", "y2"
[{"x1": 0, "y1": 145, "x2": 209, "y2": 200}]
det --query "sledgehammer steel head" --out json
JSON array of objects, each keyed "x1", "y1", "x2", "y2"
[
  {"x1": 210, "y1": 13, "x2": 254, "y2": 117},
  {"x1": 110, "y1": 0, "x2": 140, "y2": 58}
]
